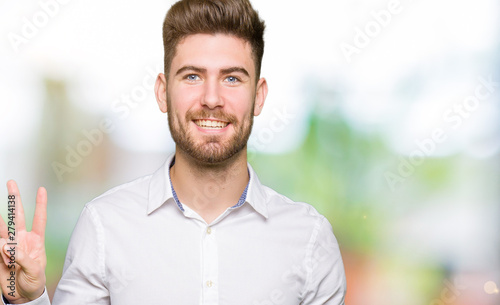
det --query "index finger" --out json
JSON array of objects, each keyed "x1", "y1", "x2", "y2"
[
  {"x1": 32, "y1": 187, "x2": 47, "y2": 237},
  {"x1": 7, "y1": 180, "x2": 26, "y2": 232}
]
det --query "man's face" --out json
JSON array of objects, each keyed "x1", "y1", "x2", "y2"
[{"x1": 155, "y1": 33, "x2": 267, "y2": 164}]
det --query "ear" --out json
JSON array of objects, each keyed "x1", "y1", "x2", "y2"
[
  {"x1": 155, "y1": 73, "x2": 168, "y2": 113},
  {"x1": 253, "y1": 77, "x2": 268, "y2": 116}
]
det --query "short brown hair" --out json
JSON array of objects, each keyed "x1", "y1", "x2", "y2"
[{"x1": 162, "y1": 0, "x2": 265, "y2": 80}]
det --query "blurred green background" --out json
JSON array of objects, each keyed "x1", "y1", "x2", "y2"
[{"x1": 1, "y1": 0, "x2": 499, "y2": 304}]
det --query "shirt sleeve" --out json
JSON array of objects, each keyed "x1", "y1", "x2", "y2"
[
  {"x1": 2, "y1": 289, "x2": 50, "y2": 305},
  {"x1": 51, "y1": 205, "x2": 110, "y2": 304},
  {"x1": 301, "y1": 217, "x2": 347, "y2": 305}
]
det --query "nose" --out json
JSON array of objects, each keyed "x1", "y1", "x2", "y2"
[{"x1": 201, "y1": 79, "x2": 224, "y2": 109}]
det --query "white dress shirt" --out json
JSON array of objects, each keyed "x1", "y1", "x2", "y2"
[{"x1": 11, "y1": 154, "x2": 346, "y2": 305}]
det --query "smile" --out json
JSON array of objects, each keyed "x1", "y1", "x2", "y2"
[{"x1": 193, "y1": 119, "x2": 229, "y2": 129}]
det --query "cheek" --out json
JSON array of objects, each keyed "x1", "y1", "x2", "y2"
[
  {"x1": 222, "y1": 89, "x2": 254, "y2": 118},
  {"x1": 170, "y1": 86, "x2": 201, "y2": 115}
]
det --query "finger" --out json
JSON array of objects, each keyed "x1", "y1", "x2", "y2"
[
  {"x1": 32, "y1": 187, "x2": 47, "y2": 237},
  {"x1": 7, "y1": 180, "x2": 26, "y2": 232},
  {"x1": 0, "y1": 215, "x2": 7, "y2": 239},
  {"x1": 0, "y1": 239, "x2": 10, "y2": 266}
]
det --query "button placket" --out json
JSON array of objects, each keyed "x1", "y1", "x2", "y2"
[{"x1": 201, "y1": 226, "x2": 218, "y2": 304}]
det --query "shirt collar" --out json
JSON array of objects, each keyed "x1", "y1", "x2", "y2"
[
  {"x1": 147, "y1": 154, "x2": 269, "y2": 218},
  {"x1": 147, "y1": 154, "x2": 176, "y2": 215},
  {"x1": 245, "y1": 163, "x2": 269, "y2": 218}
]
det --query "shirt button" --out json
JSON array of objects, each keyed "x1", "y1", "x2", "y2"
[
  {"x1": 206, "y1": 280, "x2": 213, "y2": 288},
  {"x1": 206, "y1": 227, "x2": 212, "y2": 234}
]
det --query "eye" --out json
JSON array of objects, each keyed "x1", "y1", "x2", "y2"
[
  {"x1": 225, "y1": 76, "x2": 239, "y2": 84},
  {"x1": 185, "y1": 74, "x2": 200, "y2": 82}
]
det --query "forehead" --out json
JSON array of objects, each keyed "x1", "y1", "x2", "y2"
[{"x1": 170, "y1": 33, "x2": 255, "y2": 76}]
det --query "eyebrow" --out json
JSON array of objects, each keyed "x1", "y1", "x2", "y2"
[
  {"x1": 175, "y1": 66, "x2": 206, "y2": 76},
  {"x1": 220, "y1": 67, "x2": 250, "y2": 78},
  {"x1": 175, "y1": 66, "x2": 250, "y2": 78}
]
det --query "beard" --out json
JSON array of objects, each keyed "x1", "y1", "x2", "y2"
[{"x1": 167, "y1": 97, "x2": 254, "y2": 164}]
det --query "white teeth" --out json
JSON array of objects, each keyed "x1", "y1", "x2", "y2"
[{"x1": 195, "y1": 120, "x2": 229, "y2": 129}]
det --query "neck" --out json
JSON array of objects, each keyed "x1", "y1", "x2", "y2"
[{"x1": 170, "y1": 148, "x2": 249, "y2": 224}]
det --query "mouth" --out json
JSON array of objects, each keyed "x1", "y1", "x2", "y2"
[{"x1": 193, "y1": 119, "x2": 230, "y2": 129}]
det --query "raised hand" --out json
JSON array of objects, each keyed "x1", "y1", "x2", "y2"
[{"x1": 0, "y1": 180, "x2": 47, "y2": 304}]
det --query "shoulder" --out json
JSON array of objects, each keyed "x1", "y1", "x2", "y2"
[
  {"x1": 263, "y1": 184, "x2": 325, "y2": 219},
  {"x1": 85, "y1": 173, "x2": 152, "y2": 212},
  {"x1": 260, "y1": 184, "x2": 333, "y2": 236}
]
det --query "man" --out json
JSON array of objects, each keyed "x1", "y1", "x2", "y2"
[{"x1": 0, "y1": 0, "x2": 346, "y2": 304}]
